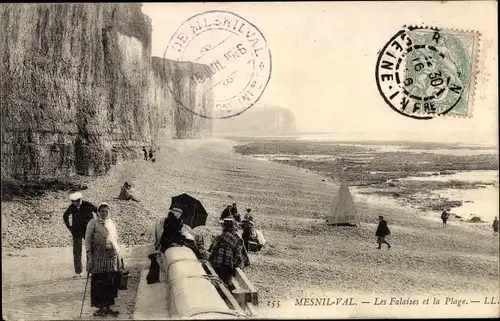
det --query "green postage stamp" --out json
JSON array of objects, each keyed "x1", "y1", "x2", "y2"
[{"x1": 376, "y1": 26, "x2": 480, "y2": 119}]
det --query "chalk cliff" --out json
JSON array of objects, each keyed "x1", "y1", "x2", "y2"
[
  {"x1": 150, "y1": 57, "x2": 213, "y2": 139},
  {"x1": 212, "y1": 106, "x2": 296, "y2": 136},
  {"x1": 0, "y1": 3, "x2": 213, "y2": 180}
]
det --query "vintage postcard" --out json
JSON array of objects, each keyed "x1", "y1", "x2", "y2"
[{"x1": 1, "y1": 1, "x2": 498, "y2": 320}]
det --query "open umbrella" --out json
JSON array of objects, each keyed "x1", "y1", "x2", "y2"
[{"x1": 170, "y1": 193, "x2": 209, "y2": 229}]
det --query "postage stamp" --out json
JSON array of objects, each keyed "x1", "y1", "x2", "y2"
[
  {"x1": 164, "y1": 10, "x2": 272, "y2": 119},
  {"x1": 375, "y1": 26, "x2": 480, "y2": 119}
]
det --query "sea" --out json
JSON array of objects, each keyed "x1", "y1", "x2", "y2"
[
  {"x1": 249, "y1": 132, "x2": 499, "y2": 223},
  {"x1": 402, "y1": 170, "x2": 499, "y2": 223}
]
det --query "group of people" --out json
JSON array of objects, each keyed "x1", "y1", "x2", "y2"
[
  {"x1": 62, "y1": 191, "x2": 498, "y2": 316},
  {"x1": 63, "y1": 190, "x2": 258, "y2": 315},
  {"x1": 63, "y1": 192, "x2": 124, "y2": 317},
  {"x1": 376, "y1": 209, "x2": 499, "y2": 253},
  {"x1": 219, "y1": 203, "x2": 266, "y2": 252},
  {"x1": 442, "y1": 208, "x2": 499, "y2": 235},
  {"x1": 147, "y1": 205, "x2": 251, "y2": 290},
  {"x1": 142, "y1": 146, "x2": 155, "y2": 162},
  {"x1": 376, "y1": 209, "x2": 499, "y2": 252}
]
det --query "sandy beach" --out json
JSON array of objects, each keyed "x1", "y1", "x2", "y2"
[
  {"x1": 2, "y1": 137, "x2": 499, "y2": 319},
  {"x1": 2, "y1": 1, "x2": 498, "y2": 319}
]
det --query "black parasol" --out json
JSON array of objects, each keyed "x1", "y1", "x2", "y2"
[{"x1": 170, "y1": 193, "x2": 209, "y2": 229}]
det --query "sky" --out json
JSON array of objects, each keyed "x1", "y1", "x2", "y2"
[{"x1": 141, "y1": 1, "x2": 498, "y2": 144}]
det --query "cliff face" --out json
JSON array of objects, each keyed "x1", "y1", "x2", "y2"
[
  {"x1": 0, "y1": 4, "x2": 213, "y2": 180},
  {"x1": 212, "y1": 106, "x2": 296, "y2": 136},
  {"x1": 150, "y1": 57, "x2": 213, "y2": 139}
]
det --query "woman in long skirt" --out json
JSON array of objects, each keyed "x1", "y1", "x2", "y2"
[{"x1": 85, "y1": 202, "x2": 124, "y2": 317}]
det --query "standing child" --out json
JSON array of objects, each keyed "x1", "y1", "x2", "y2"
[{"x1": 441, "y1": 208, "x2": 450, "y2": 228}]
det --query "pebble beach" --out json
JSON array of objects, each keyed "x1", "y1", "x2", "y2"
[{"x1": 2, "y1": 137, "x2": 499, "y2": 319}]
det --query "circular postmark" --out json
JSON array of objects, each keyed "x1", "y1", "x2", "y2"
[
  {"x1": 164, "y1": 10, "x2": 272, "y2": 119},
  {"x1": 376, "y1": 26, "x2": 471, "y2": 119}
]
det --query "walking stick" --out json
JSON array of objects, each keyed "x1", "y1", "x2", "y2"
[{"x1": 79, "y1": 272, "x2": 90, "y2": 319}]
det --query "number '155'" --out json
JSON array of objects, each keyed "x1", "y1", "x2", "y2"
[{"x1": 267, "y1": 300, "x2": 281, "y2": 308}]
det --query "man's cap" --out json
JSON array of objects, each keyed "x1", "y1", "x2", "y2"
[
  {"x1": 169, "y1": 207, "x2": 183, "y2": 219},
  {"x1": 70, "y1": 192, "x2": 82, "y2": 201}
]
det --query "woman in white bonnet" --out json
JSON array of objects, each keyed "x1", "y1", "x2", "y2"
[{"x1": 85, "y1": 202, "x2": 124, "y2": 317}]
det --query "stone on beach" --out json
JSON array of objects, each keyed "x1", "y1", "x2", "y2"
[{"x1": 468, "y1": 216, "x2": 483, "y2": 223}]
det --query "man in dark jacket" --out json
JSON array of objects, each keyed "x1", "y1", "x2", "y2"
[
  {"x1": 63, "y1": 192, "x2": 97, "y2": 277},
  {"x1": 375, "y1": 216, "x2": 391, "y2": 249}
]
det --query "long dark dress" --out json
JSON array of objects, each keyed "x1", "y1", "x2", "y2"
[
  {"x1": 85, "y1": 218, "x2": 122, "y2": 309},
  {"x1": 159, "y1": 216, "x2": 202, "y2": 259},
  {"x1": 91, "y1": 272, "x2": 120, "y2": 308}
]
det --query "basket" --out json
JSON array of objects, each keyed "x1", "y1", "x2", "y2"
[{"x1": 118, "y1": 270, "x2": 129, "y2": 290}]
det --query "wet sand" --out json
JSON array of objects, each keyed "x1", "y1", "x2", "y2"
[
  {"x1": 2, "y1": 138, "x2": 499, "y2": 319},
  {"x1": 234, "y1": 139, "x2": 499, "y2": 221}
]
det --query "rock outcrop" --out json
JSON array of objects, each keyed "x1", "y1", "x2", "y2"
[
  {"x1": 0, "y1": 3, "x2": 213, "y2": 180},
  {"x1": 212, "y1": 106, "x2": 296, "y2": 136}
]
